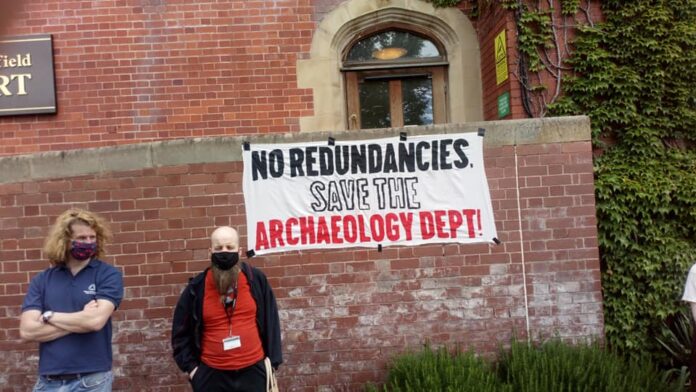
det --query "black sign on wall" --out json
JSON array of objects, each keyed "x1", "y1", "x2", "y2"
[{"x1": 0, "y1": 34, "x2": 57, "y2": 116}]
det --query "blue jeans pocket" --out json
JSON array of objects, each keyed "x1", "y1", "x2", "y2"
[
  {"x1": 31, "y1": 378, "x2": 47, "y2": 392},
  {"x1": 79, "y1": 371, "x2": 113, "y2": 391}
]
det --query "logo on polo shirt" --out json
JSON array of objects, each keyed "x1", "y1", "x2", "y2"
[{"x1": 83, "y1": 283, "x2": 96, "y2": 295}]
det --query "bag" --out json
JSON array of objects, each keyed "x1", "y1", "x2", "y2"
[{"x1": 265, "y1": 357, "x2": 279, "y2": 392}]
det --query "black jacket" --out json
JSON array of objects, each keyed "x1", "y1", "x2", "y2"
[{"x1": 171, "y1": 263, "x2": 282, "y2": 373}]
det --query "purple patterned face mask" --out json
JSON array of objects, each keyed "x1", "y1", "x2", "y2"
[{"x1": 70, "y1": 241, "x2": 97, "y2": 261}]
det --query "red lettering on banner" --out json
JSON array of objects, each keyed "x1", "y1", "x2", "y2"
[
  {"x1": 370, "y1": 215, "x2": 385, "y2": 242},
  {"x1": 448, "y1": 210, "x2": 463, "y2": 238},
  {"x1": 385, "y1": 213, "x2": 400, "y2": 241},
  {"x1": 434, "y1": 210, "x2": 448, "y2": 238},
  {"x1": 316, "y1": 217, "x2": 330, "y2": 244},
  {"x1": 286, "y1": 218, "x2": 299, "y2": 245},
  {"x1": 344, "y1": 215, "x2": 357, "y2": 243},
  {"x1": 330, "y1": 215, "x2": 343, "y2": 244},
  {"x1": 256, "y1": 222, "x2": 269, "y2": 250},
  {"x1": 299, "y1": 216, "x2": 315, "y2": 245},
  {"x1": 419, "y1": 212, "x2": 434, "y2": 240},
  {"x1": 462, "y1": 209, "x2": 477, "y2": 238},
  {"x1": 399, "y1": 212, "x2": 414, "y2": 241},
  {"x1": 357, "y1": 215, "x2": 370, "y2": 242},
  {"x1": 252, "y1": 209, "x2": 480, "y2": 251},
  {"x1": 269, "y1": 219, "x2": 285, "y2": 248},
  {"x1": 476, "y1": 208, "x2": 482, "y2": 236}
]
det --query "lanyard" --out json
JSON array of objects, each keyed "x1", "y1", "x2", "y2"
[{"x1": 224, "y1": 279, "x2": 239, "y2": 336}]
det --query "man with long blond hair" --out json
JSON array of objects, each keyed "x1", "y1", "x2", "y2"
[
  {"x1": 19, "y1": 208, "x2": 123, "y2": 392},
  {"x1": 171, "y1": 226, "x2": 282, "y2": 391}
]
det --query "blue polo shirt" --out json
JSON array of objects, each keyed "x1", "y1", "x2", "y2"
[{"x1": 21, "y1": 259, "x2": 124, "y2": 376}]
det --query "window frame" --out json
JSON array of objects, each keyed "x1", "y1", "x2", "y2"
[
  {"x1": 346, "y1": 66, "x2": 447, "y2": 129},
  {"x1": 342, "y1": 25, "x2": 449, "y2": 130}
]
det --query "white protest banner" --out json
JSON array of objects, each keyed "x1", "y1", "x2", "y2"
[{"x1": 242, "y1": 132, "x2": 498, "y2": 255}]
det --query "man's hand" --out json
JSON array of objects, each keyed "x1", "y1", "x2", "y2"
[
  {"x1": 19, "y1": 310, "x2": 70, "y2": 343},
  {"x1": 49, "y1": 299, "x2": 116, "y2": 333},
  {"x1": 85, "y1": 299, "x2": 99, "y2": 308}
]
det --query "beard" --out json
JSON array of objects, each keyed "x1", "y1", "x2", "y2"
[{"x1": 211, "y1": 263, "x2": 242, "y2": 302}]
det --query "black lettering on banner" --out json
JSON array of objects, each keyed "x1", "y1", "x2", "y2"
[
  {"x1": 383, "y1": 144, "x2": 398, "y2": 173},
  {"x1": 310, "y1": 181, "x2": 327, "y2": 212},
  {"x1": 416, "y1": 141, "x2": 429, "y2": 170},
  {"x1": 339, "y1": 180, "x2": 356, "y2": 210},
  {"x1": 252, "y1": 136, "x2": 474, "y2": 181},
  {"x1": 373, "y1": 178, "x2": 387, "y2": 210},
  {"x1": 356, "y1": 178, "x2": 370, "y2": 210},
  {"x1": 367, "y1": 144, "x2": 382, "y2": 174},
  {"x1": 289, "y1": 148, "x2": 305, "y2": 177},
  {"x1": 305, "y1": 146, "x2": 318, "y2": 176},
  {"x1": 268, "y1": 149, "x2": 284, "y2": 178},
  {"x1": 251, "y1": 151, "x2": 268, "y2": 181},
  {"x1": 335, "y1": 145, "x2": 350, "y2": 175},
  {"x1": 372, "y1": 177, "x2": 420, "y2": 210},
  {"x1": 351, "y1": 144, "x2": 367, "y2": 174},
  {"x1": 326, "y1": 181, "x2": 343, "y2": 211},
  {"x1": 398, "y1": 142, "x2": 416, "y2": 172},
  {"x1": 319, "y1": 146, "x2": 334, "y2": 175},
  {"x1": 387, "y1": 177, "x2": 405, "y2": 209},
  {"x1": 404, "y1": 177, "x2": 420, "y2": 209},
  {"x1": 453, "y1": 138, "x2": 469, "y2": 168},
  {"x1": 431, "y1": 140, "x2": 439, "y2": 170},
  {"x1": 309, "y1": 179, "x2": 371, "y2": 212},
  {"x1": 439, "y1": 139, "x2": 453, "y2": 170}
]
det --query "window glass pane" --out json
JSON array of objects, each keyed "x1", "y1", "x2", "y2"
[
  {"x1": 402, "y1": 76, "x2": 433, "y2": 126},
  {"x1": 359, "y1": 79, "x2": 391, "y2": 129},
  {"x1": 347, "y1": 30, "x2": 440, "y2": 62}
]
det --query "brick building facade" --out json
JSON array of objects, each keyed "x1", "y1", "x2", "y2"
[{"x1": 0, "y1": 1, "x2": 603, "y2": 391}]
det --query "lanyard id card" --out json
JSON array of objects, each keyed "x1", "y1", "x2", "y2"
[
  {"x1": 223, "y1": 335, "x2": 241, "y2": 350},
  {"x1": 223, "y1": 281, "x2": 241, "y2": 351}
]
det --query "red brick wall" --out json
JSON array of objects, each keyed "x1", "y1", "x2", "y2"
[
  {"x1": 0, "y1": 136, "x2": 602, "y2": 391},
  {"x1": 0, "y1": 0, "x2": 546, "y2": 157},
  {"x1": 468, "y1": 2, "x2": 521, "y2": 120},
  {"x1": 471, "y1": 1, "x2": 604, "y2": 120},
  {"x1": 0, "y1": 0, "x2": 316, "y2": 156}
]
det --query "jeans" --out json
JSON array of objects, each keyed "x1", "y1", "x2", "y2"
[{"x1": 32, "y1": 371, "x2": 113, "y2": 392}]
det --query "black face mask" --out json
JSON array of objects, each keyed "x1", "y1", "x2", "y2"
[{"x1": 211, "y1": 251, "x2": 239, "y2": 270}]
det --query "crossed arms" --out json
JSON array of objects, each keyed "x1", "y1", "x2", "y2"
[{"x1": 19, "y1": 299, "x2": 116, "y2": 343}]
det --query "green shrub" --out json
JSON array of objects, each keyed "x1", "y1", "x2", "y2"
[
  {"x1": 367, "y1": 341, "x2": 681, "y2": 391},
  {"x1": 497, "y1": 339, "x2": 680, "y2": 392},
  {"x1": 376, "y1": 345, "x2": 510, "y2": 392},
  {"x1": 656, "y1": 307, "x2": 693, "y2": 386}
]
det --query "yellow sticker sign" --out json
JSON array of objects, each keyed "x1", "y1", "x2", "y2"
[{"x1": 495, "y1": 30, "x2": 508, "y2": 85}]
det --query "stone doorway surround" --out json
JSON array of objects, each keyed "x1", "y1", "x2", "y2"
[{"x1": 297, "y1": 0, "x2": 484, "y2": 132}]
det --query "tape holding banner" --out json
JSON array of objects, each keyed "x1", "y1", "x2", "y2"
[{"x1": 241, "y1": 132, "x2": 498, "y2": 255}]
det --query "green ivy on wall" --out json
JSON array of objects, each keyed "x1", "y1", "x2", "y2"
[
  {"x1": 425, "y1": 0, "x2": 696, "y2": 365},
  {"x1": 550, "y1": 0, "x2": 696, "y2": 362},
  {"x1": 424, "y1": 0, "x2": 461, "y2": 7}
]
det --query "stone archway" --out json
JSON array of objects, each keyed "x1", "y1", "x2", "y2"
[{"x1": 297, "y1": 0, "x2": 484, "y2": 132}]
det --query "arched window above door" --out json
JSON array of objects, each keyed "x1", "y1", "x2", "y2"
[
  {"x1": 296, "y1": 0, "x2": 483, "y2": 132},
  {"x1": 344, "y1": 30, "x2": 443, "y2": 64},
  {"x1": 342, "y1": 29, "x2": 448, "y2": 130}
]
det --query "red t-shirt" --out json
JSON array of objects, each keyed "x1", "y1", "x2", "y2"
[{"x1": 200, "y1": 269, "x2": 264, "y2": 370}]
